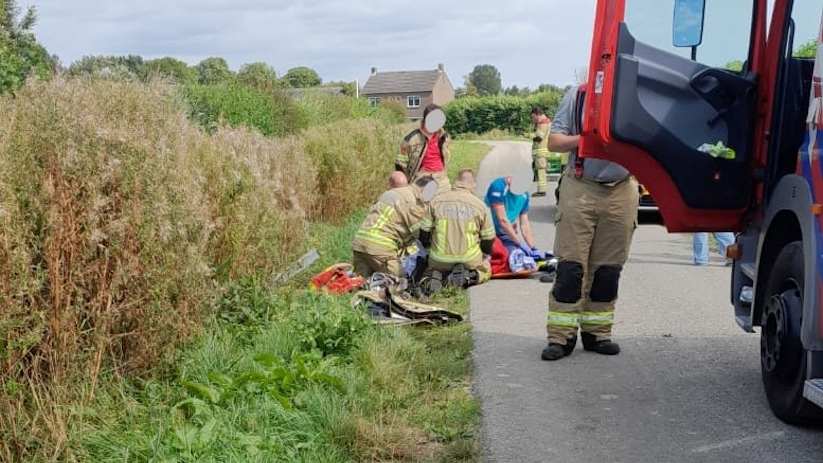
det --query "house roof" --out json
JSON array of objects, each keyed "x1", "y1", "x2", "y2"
[{"x1": 362, "y1": 70, "x2": 444, "y2": 95}]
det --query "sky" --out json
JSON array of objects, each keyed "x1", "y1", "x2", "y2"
[{"x1": 29, "y1": 0, "x2": 822, "y2": 90}]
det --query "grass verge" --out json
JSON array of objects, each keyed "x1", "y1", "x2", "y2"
[
  {"x1": 69, "y1": 213, "x2": 479, "y2": 462},
  {"x1": 448, "y1": 141, "x2": 492, "y2": 182}
]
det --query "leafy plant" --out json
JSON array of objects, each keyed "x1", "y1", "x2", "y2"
[{"x1": 289, "y1": 294, "x2": 372, "y2": 357}]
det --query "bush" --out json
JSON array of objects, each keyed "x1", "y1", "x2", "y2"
[
  {"x1": 184, "y1": 83, "x2": 307, "y2": 136},
  {"x1": 303, "y1": 119, "x2": 405, "y2": 220},
  {"x1": 444, "y1": 90, "x2": 564, "y2": 135},
  {"x1": 296, "y1": 91, "x2": 406, "y2": 128}
]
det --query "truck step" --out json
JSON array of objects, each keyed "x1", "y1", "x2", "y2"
[
  {"x1": 803, "y1": 379, "x2": 823, "y2": 409},
  {"x1": 740, "y1": 263, "x2": 756, "y2": 280}
]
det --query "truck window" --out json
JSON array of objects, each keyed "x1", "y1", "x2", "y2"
[
  {"x1": 625, "y1": 0, "x2": 753, "y2": 71},
  {"x1": 789, "y1": 0, "x2": 818, "y2": 59}
]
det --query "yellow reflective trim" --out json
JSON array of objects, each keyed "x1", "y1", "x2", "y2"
[
  {"x1": 430, "y1": 219, "x2": 481, "y2": 263},
  {"x1": 547, "y1": 313, "x2": 580, "y2": 328},
  {"x1": 354, "y1": 231, "x2": 398, "y2": 251},
  {"x1": 580, "y1": 312, "x2": 614, "y2": 326}
]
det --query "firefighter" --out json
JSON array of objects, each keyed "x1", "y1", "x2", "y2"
[
  {"x1": 541, "y1": 87, "x2": 639, "y2": 361},
  {"x1": 419, "y1": 169, "x2": 495, "y2": 292},
  {"x1": 352, "y1": 176, "x2": 437, "y2": 278},
  {"x1": 530, "y1": 107, "x2": 551, "y2": 197},
  {"x1": 396, "y1": 104, "x2": 451, "y2": 196}
]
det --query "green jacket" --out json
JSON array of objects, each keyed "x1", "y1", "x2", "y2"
[{"x1": 395, "y1": 128, "x2": 451, "y2": 179}]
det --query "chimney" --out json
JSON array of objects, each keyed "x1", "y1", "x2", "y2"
[
  {"x1": 437, "y1": 63, "x2": 445, "y2": 73},
  {"x1": 371, "y1": 66, "x2": 378, "y2": 75}
]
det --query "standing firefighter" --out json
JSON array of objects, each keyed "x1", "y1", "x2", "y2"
[
  {"x1": 541, "y1": 86, "x2": 638, "y2": 361},
  {"x1": 396, "y1": 104, "x2": 452, "y2": 196},
  {"x1": 419, "y1": 169, "x2": 495, "y2": 292},
  {"x1": 352, "y1": 176, "x2": 438, "y2": 278},
  {"x1": 530, "y1": 107, "x2": 551, "y2": 197}
]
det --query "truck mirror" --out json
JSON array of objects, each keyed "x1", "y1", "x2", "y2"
[{"x1": 672, "y1": 0, "x2": 706, "y2": 48}]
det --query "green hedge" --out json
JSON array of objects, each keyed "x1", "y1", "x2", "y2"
[
  {"x1": 183, "y1": 84, "x2": 406, "y2": 137},
  {"x1": 444, "y1": 91, "x2": 564, "y2": 135},
  {"x1": 184, "y1": 83, "x2": 307, "y2": 137}
]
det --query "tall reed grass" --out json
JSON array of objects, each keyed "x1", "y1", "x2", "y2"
[{"x1": 0, "y1": 77, "x2": 402, "y2": 460}]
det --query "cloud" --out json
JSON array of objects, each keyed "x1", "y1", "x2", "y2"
[{"x1": 32, "y1": 0, "x2": 597, "y2": 87}]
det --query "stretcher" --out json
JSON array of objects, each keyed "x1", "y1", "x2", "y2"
[{"x1": 490, "y1": 269, "x2": 539, "y2": 279}]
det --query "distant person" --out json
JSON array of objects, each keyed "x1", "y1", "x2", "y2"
[
  {"x1": 352, "y1": 176, "x2": 437, "y2": 278},
  {"x1": 396, "y1": 103, "x2": 451, "y2": 196},
  {"x1": 529, "y1": 107, "x2": 551, "y2": 197},
  {"x1": 693, "y1": 232, "x2": 735, "y2": 266},
  {"x1": 420, "y1": 169, "x2": 495, "y2": 292}
]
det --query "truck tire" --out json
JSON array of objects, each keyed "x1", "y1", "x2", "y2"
[{"x1": 760, "y1": 241, "x2": 823, "y2": 425}]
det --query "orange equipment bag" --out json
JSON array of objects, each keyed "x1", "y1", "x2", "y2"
[{"x1": 309, "y1": 263, "x2": 365, "y2": 295}]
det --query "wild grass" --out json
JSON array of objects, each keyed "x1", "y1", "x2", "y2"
[{"x1": 0, "y1": 78, "x2": 403, "y2": 461}]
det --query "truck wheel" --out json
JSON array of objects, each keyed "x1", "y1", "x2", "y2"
[{"x1": 760, "y1": 241, "x2": 823, "y2": 424}]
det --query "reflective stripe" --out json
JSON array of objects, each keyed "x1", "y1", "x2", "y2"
[
  {"x1": 430, "y1": 219, "x2": 482, "y2": 263},
  {"x1": 355, "y1": 206, "x2": 398, "y2": 251},
  {"x1": 354, "y1": 230, "x2": 398, "y2": 251},
  {"x1": 580, "y1": 311, "x2": 614, "y2": 326},
  {"x1": 532, "y1": 148, "x2": 550, "y2": 154},
  {"x1": 480, "y1": 226, "x2": 496, "y2": 240},
  {"x1": 547, "y1": 312, "x2": 580, "y2": 328}
]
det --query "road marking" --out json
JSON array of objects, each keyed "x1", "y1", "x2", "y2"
[{"x1": 691, "y1": 431, "x2": 786, "y2": 453}]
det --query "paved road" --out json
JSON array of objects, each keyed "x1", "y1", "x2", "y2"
[{"x1": 469, "y1": 142, "x2": 823, "y2": 463}]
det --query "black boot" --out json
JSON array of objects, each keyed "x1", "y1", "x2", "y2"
[
  {"x1": 541, "y1": 335, "x2": 577, "y2": 361},
  {"x1": 582, "y1": 332, "x2": 620, "y2": 355}
]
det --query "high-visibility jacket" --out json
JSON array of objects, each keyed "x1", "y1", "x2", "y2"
[
  {"x1": 396, "y1": 128, "x2": 451, "y2": 180},
  {"x1": 420, "y1": 182, "x2": 495, "y2": 264},
  {"x1": 532, "y1": 116, "x2": 551, "y2": 156},
  {"x1": 352, "y1": 186, "x2": 426, "y2": 257}
]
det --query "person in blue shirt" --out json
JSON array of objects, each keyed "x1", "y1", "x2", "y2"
[{"x1": 484, "y1": 176, "x2": 537, "y2": 255}]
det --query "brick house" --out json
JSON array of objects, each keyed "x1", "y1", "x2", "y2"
[{"x1": 362, "y1": 63, "x2": 455, "y2": 121}]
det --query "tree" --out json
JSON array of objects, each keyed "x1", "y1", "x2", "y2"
[
  {"x1": 0, "y1": 0, "x2": 53, "y2": 93},
  {"x1": 724, "y1": 60, "x2": 744, "y2": 72},
  {"x1": 196, "y1": 57, "x2": 233, "y2": 85},
  {"x1": 323, "y1": 80, "x2": 356, "y2": 96},
  {"x1": 237, "y1": 62, "x2": 278, "y2": 88},
  {"x1": 145, "y1": 57, "x2": 197, "y2": 84},
  {"x1": 284, "y1": 66, "x2": 322, "y2": 88},
  {"x1": 504, "y1": 85, "x2": 520, "y2": 96},
  {"x1": 468, "y1": 64, "x2": 501, "y2": 96},
  {"x1": 67, "y1": 55, "x2": 147, "y2": 80},
  {"x1": 794, "y1": 38, "x2": 817, "y2": 59}
]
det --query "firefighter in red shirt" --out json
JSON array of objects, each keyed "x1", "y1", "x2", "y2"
[{"x1": 396, "y1": 104, "x2": 451, "y2": 196}]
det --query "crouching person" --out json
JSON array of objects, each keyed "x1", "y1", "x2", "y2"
[
  {"x1": 352, "y1": 174, "x2": 437, "y2": 278},
  {"x1": 419, "y1": 169, "x2": 495, "y2": 292}
]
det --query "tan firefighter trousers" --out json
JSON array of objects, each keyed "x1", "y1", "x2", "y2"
[{"x1": 546, "y1": 174, "x2": 638, "y2": 344}]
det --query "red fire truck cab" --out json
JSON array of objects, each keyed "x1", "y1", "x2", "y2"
[{"x1": 581, "y1": 0, "x2": 823, "y2": 424}]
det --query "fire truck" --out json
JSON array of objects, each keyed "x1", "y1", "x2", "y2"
[{"x1": 580, "y1": 0, "x2": 823, "y2": 424}]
